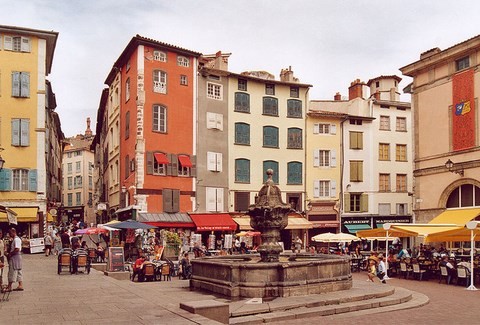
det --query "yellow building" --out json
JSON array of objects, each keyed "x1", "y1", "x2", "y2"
[{"x1": 0, "y1": 25, "x2": 60, "y2": 238}]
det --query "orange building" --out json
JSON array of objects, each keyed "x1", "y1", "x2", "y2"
[{"x1": 104, "y1": 36, "x2": 201, "y2": 223}]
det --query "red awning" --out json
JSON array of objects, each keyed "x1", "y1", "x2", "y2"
[
  {"x1": 154, "y1": 152, "x2": 169, "y2": 164},
  {"x1": 189, "y1": 213, "x2": 237, "y2": 231},
  {"x1": 178, "y1": 155, "x2": 193, "y2": 167},
  {"x1": 144, "y1": 222, "x2": 195, "y2": 228}
]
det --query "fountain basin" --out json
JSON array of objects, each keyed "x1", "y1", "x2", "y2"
[{"x1": 190, "y1": 253, "x2": 352, "y2": 298}]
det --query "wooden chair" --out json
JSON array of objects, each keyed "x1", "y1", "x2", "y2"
[
  {"x1": 456, "y1": 266, "x2": 470, "y2": 287},
  {"x1": 87, "y1": 248, "x2": 97, "y2": 263},
  {"x1": 143, "y1": 264, "x2": 156, "y2": 282},
  {"x1": 76, "y1": 252, "x2": 90, "y2": 274},
  {"x1": 399, "y1": 262, "x2": 411, "y2": 279},
  {"x1": 412, "y1": 263, "x2": 426, "y2": 281},
  {"x1": 161, "y1": 263, "x2": 171, "y2": 281},
  {"x1": 58, "y1": 252, "x2": 72, "y2": 274}
]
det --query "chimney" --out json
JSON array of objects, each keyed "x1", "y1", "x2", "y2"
[
  {"x1": 214, "y1": 51, "x2": 228, "y2": 71},
  {"x1": 280, "y1": 66, "x2": 295, "y2": 82},
  {"x1": 348, "y1": 79, "x2": 365, "y2": 100},
  {"x1": 334, "y1": 92, "x2": 342, "y2": 101},
  {"x1": 85, "y1": 117, "x2": 92, "y2": 138}
]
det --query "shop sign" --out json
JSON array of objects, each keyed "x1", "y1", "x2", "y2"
[{"x1": 107, "y1": 247, "x2": 125, "y2": 272}]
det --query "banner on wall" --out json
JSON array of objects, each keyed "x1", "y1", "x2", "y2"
[{"x1": 452, "y1": 69, "x2": 475, "y2": 151}]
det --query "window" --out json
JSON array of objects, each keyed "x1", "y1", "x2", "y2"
[
  {"x1": 263, "y1": 160, "x2": 279, "y2": 184},
  {"x1": 287, "y1": 128, "x2": 302, "y2": 149},
  {"x1": 178, "y1": 155, "x2": 191, "y2": 176},
  {"x1": 234, "y1": 192, "x2": 250, "y2": 212},
  {"x1": 235, "y1": 123, "x2": 250, "y2": 145},
  {"x1": 125, "y1": 111, "x2": 130, "y2": 139},
  {"x1": 153, "y1": 70, "x2": 167, "y2": 94},
  {"x1": 349, "y1": 131, "x2": 363, "y2": 149},
  {"x1": 125, "y1": 78, "x2": 130, "y2": 101},
  {"x1": 397, "y1": 203, "x2": 407, "y2": 215},
  {"x1": 350, "y1": 194, "x2": 362, "y2": 212},
  {"x1": 287, "y1": 162, "x2": 302, "y2": 185},
  {"x1": 350, "y1": 160, "x2": 363, "y2": 182},
  {"x1": 180, "y1": 75, "x2": 188, "y2": 85},
  {"x1": 263, "y1": 126, "x2": 279, "y2": 148},
  {"x1": 379, "y1": 143, "x2": 390, "y2": 161},
  {"x1": 313, "y1": 149, "x2": 336, "y2": 167},
  {"x1": 396, "y1": 144, "x2": 407, "y2": 161},
  {"x1": 153, "y1": 153, "x2": 167, "y2": 175},
  {"x1": 313, "y1": 180, "x2": 331, "y2": 198},
  {"x1": 350, "y1": 119, "x2": 362, "y2": 125},
  {"x1": 456, "y1": 56, "x2": 470, "y2": 71},
  {"x1": 11, "y1": 72, "x2": 30, "y2": 98},
  {"x1": 74, "y1": 175, "x2": 82, "y2": 188},
  {"x1": 67, "y1": 193, "x2": 73, "y2": 206},
  {"x1": 12, "y1": 169, "x2": 28, "y2": 191},
  {"x1": 206, "y1": 187, "x2": 224, "y2": 212},
  {"x1": 76, "y1": 161, "x2": 81, "y2": 173},
  {"x1": 76, "y1": 192, "x2": 81, "y2": 205},
  {"x1": 163, "y1": 189, "x2": 180, "y2": 213},
  {"x1": 67, "y1": 163, "x2": 72, "y2": 174},
  {"x1": 265, "y1": 83, "x2": 275, "y2": 95},
  {"x1": 177, "y1": 56, "x2": 189, "y2": 67},
  {"x1": 238, "y1": 79, "x2": 247, "y2": 91},
  {"x1": 4, "y1": 36, "x2": 30, "y2": 52},
  {"x1": 396, "y1": 117, "x2": 406, "y2": 132},
  {"x1": 287, "y1": 100, "x2": 302, "y2": 118},
  {"x1": 235, "y1": 159, "x2": 250, "y2": 183},
  {"x1": 207, "y1": 152, "x2": 222, "y2": 172},
  {"x1": 345, "y1": 193, "x2": 368, "y2": 212},
  {"x1": 207, "y1": 82, "x2": 222, "y2": 100},
  {"x1": 125, "y1": 155, "x2": 130, "y2": 178},
  {"x1": 126, "y1": 61, "x2": 130, "y2": 71},
  {"x1": 378, "y1": 203, "x2": 391, "y2": 215},
  {"x1": 206, "y1": 112, "x2": 223, "y2": 130},
  {"x1": 396, "y1": 174, "x2": 407, "y2": 192},
  {"x1": 380, "y1": 116, "x2": 390, "y2": 130},
  {"x1": 263, "y1": 97, "x2": 278, "y2": 116},
  {"x1": 234, "y1": 92, "x2": 250, "y2": 112},
  {"x1": 11, "y1": 118, "x2": 30, "y2": 146},
  {"x1": 375, "y1": 81, "x2": 380, "y2": 87},
  {"x1": 313, "y1": 123, "x2": 336, "y2": 134},
  {"x1": 153, "y1": 104, "x2": 167, "y2": 133},
  {"x1": 67, "y1": 152, "x2": 72, "y2": 158},
  {"x1": 290, "y1": 86, "x2": 299, "y2": 98},
  {"x1": 446, "y1": 184, "x2": 480, "y2": 208},
  {"x1": 153, "y1": 50, "x2": 166, "y2": 62},
  {"x1": 379, "y1": 173, "x2": 390, "y2": 192},
  {"x1": 67, "y1": 177, "x2": 72, "y2": 190},
  {"x1": 89, "y1": 176, "x2": 93, "y2": 190},
  {"x1": 74, "y1": 151, "x2": 82, "y2": 157}
]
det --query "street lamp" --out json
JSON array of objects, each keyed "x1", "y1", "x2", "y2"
[{"x1": 445, "y1": 159, "x2": 464, "y2": 176}]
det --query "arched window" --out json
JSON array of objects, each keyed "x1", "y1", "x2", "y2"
[{"x1": 446, "y1": 184, "x2": 480, "y2": 208}]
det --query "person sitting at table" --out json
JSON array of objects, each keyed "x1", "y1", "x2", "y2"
[
  {"x1": 131, "y1": 255, "x2": 148, "y2": 282},
  {"x1": 397, "y1": 245, "x2": 410, "y2": 259},
  {"x1": 439, "y1": 255, "x2": 456, "y2": 284},
  {"x1": 180, "y1": 253, "x2": 192, "y2": 279}
]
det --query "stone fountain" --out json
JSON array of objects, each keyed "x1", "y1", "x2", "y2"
[{"x1": 190, "y1": 170, "x2": 352, "y2": 298}]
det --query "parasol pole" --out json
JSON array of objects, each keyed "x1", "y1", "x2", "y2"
[
  {"x1": 383, "y1": 223, "x2": 391, "y2": 280},
  {"x1": 466, "y1": 221, "x2": 478, "y2": 290}
]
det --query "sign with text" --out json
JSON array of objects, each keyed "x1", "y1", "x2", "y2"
[{"x1": 107, "y1": 247, "x2": 125, "y2": 272}]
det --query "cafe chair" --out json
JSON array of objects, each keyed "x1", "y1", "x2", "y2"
[
  {"x1": 161, "y1": 263, "x2": 171, "y2": 281},
  {"x1": 76, "y1": 251, "x2": 90, "y2": 274},
  {"x1": 412, "y1": 263, "x2": 426, "y2": 281},
  {"x1": 439, "y1": 266, "x2": 451, "y2": 284},
  {"x1": 456, "y1": 266, "x2": 470, "y2": 287},
  {"x1": 58, "y1": 251, "x2": 72, "y2": 274},
  {"x1": 143, "y1": 264, "x2": 156, "y2": 282},
  {"x1": 399, "y1": 262, "x2": 411, "y2": 279}
]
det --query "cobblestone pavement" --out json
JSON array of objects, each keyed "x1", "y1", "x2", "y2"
[{"x1": 3, "y1": 254, "x2": 480, "y2": 324}]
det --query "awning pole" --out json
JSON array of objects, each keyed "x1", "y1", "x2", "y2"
[
  {"x1": 467, "y1": 225, "x2": 477, "y2": 290},
  {"x1": 384, "y1": 230, "x2": 390, "y2": 280}
]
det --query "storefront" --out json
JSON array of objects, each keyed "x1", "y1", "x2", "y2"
[
  {"x1": 63, "y1": 206, "x2": 85, "y2": 224},
  {"x1": 307, "y1": 202, "x2": 339, "y2": 245},
  {"x1": 189, "y1": 213, "x2": 238, "y2": 250}
]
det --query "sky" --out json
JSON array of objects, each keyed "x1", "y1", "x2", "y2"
[{"x1": 1, "y1": 0, "x2": 480, "y2": 137}]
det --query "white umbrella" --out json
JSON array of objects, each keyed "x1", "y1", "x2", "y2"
[
  {"x1": 312, "y1": 232, "x2": 360, "y2": 243},
  {"x1": 311, "y1": 232, "x2": 335, "y2": 242}
]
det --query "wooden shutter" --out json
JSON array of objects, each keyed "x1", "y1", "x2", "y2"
[
  {"x1": 206, "y1": 187, "x2": 216, "y2": 211},
  {"x1": 190, "y1": 155, "x2": 196, "y2": 177},
  {"x1": 330, "y1": 125, "x2": 336, "y2": 135},
  {"x1": 163, "y1": 189, "x2": 173, "y2": 213},
  {"x1": 313, "y1": 123, "x2": 319, "y2": 134},
  {"x1": 20, "y1": 72, "x2": 30, "y2": 97},
  {"x1": 146, "y1": 152, "x2": 153, "y2": 174},
  {"x1": 0, "y1": 169, "x2": 11, "y2": 191},
  {"x1": 216, "y1": 188, "x2": 224, "y2": 211},
  {"x1": 216, "y1": 113, "x2": 223, "y2": 130},
  {"x1": 350, "y1": 161, "x2": 357, "y2": 181},
  {"x1": 313, "y1": 180, "x2": 320, "y2": 198},
  {"x1": 28, "y1": 169, "x2": 37, "y2": 192},
  {"x1": 12, "y1": 72, "x2": 20, "y2": 97},
  {"x1": 172, "y1": 189, "x2": 180, "y2": 212},
  {"x1": 21, "y1": 37, "x2": 30, "y2": 52},
  {"x1": 11, "y1": 119, "x2": 20, "y2": 146},
  {"x1": 235, "y1": 192, "x2": 250, "y2": 212},
  {"x1": 171, "y1": 154, "x2": 178, "y2": 176},
  {"x1": 360, "y1": 193, "x2": 369, "y2": 212},
  {"x1": 330, "y1": 149, "x2": 337, "y2": 167},
  {"x1": 4, "y1": 36, "x2": 12, "y2": 50},
  {"x1": 330, "y1": 180, "x2": 337, "y2": 198},
  {"x1": 358, "y1": 132, "x2": 363, "y2": 149},
  {"x1": 344, "y1": 193, "x2": 351, "y2": 212},
  {"x1": 216, "y1": 153, "x2": 222, "y2": 172},
  {"x1": 207, "y1": 152, "x2": 216, "y2": 171},
  {"x1": 358, "y1": 161, "x2": 363, "y2": 182},
  {"x1": 206, "y1": 112, "x2": 216, "y2": 129},
  {"x1": 20, "y1": 119, "x2": 29, "y2": 146},
  {"x1": 313, "y1": 149, "x2": 320, "y2": 167}
]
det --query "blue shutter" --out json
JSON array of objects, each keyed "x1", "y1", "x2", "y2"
[
  {"x1": 11, "y1": 119, "x2": 20, "y2": 146},
  {"x1": 287, "y1": 162, "x2": 302, "y2": 185},
  {"x1": 263, "y1": 161, "x2": 279, "y2": 184},
  {"x1": 20, "y1": 72, "x2": 30, "y2": 97},
  {"x1": 263, "y1": 126, "x2": 278, "y2": 147},
  {"x1": 235, "y1": 159, "x2": 250, "y2": 183},
  {"x1": 20, "y1": 119, "x2": 30, "y2": 146},
  {"x1": 0, "y1": 169, "x2": 11, "y2": 191},
  {"x1": 28, "y1": 169, "x2": 37, "y2": 192},
  {"x1": 235, "y1": 123, "x2": 250, "y2": 144},
  {"x1": 12, "y1": 72, "x2": 20, "y2": 97}
]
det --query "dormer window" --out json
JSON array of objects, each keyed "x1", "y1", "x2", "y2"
[{"x1": 456, "y1": 56, "x2": 470, "y2": 71}]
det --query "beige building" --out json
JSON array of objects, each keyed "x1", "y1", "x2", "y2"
[{"x1": 400, "y1": 36, "x2": 480, "y2": 224}]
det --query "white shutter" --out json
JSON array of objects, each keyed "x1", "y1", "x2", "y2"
[
  {"x1": 313, "y1": 149, "x2": 320, "y2": 167},
  {"x1": 4, "y1": 36, "x2": 12, "y2": 50},
  {"x1": 313, "y1": 123, "x2": 319, "y2": 134},
  {"x1": 216, "y1": 153, "x2": 223, "y2": 172},
  {"x1": 216, "y1": 113, "x2": 223, "y2": 131},
  {"x1": 21, "y1": 37, "x2": 30, "y2": 52},
  {"x1": 206, "y1": 187, "x2": 217, "y2": 211},
  {"x1": 207, "y1": 152, "x2": 216, "y2": 171},
  {"x1": 206, "y1": 112, "x2": 216, "y2": 129},
  {"x1": 330, "y1": 125, "x2": 337, "y2": 135},
  {"x1": 216, "y1": 188, "x2": 224, "y2": 211},
  {"x1": 313, "y1": 180, "x2": 320, "y2": 198},
  {"x1": 330, "y1": 180, "x2": 337, "y2": 198},
  {"x1": 330, "y1": 149, "x2": 337, "y2": 167}
]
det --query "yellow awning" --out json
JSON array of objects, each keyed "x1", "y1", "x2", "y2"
[
  {"x1": 285, "y1": 216, "x2": 313, "y2": 230},
  {"x1": 232, "y1": 217, "x2": 252, "y2": 231},
  {"x1": 392, "y1": 225, "x2": 462, "y2": 237},
  {"x1": 357, "y1": 227, "x2": 417, "y2": 238},
  {"x1": 428, "y1": 208, "x2": 480, "y2": 226},
  {"x1": 425, "y1": 227, "x2": 480, "y2": 243},
  {"x1": 0, "y1": 207, "x2": 38, "y2": 223}
]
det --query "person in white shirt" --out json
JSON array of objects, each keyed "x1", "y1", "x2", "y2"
[
  {"x1": 377, "y1": 254, "x2": 387, "y2": 284},
  {"x1": 5, "y1": 228, "x2": 23, "y2": 292}
]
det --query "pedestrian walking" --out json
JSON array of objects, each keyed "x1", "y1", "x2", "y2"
[
  {"x1": 4, "y1": 228, "x2": 24, "y2": 292},
  {"x1": 44, "y1": 232, "x2": 53, "y2": 256}
]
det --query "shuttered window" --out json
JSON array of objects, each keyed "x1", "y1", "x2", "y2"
[
  {"x1": 234, "y1": 192, "x2": 250, "y2": 212},
  {"x1": 396, "y1": 144, "x2": 407, "y2": 161},
  {"x1": 287, "y1": 162, "x2": 302, "y2": 185},
  {"x1": 206, "y1": 187, "x2": 224, "y2": 212},
  {"x1": 207, "y1": 152, "x2": 222, "y2": 172},
  {"x1": 125, "y1": 111, "x2": 130, "y2": 139},
  {"x1": 235, "y1": 123, "x2": 250, "y2": 145},
  {"x1": 235, "y1": 159, "x2": 250, "y2": 183},
  {"x1": 379, "y1": 173, "x2": 390, "y2": 192},
  {"x1": 287, "y1": 128, "x2": 302, "y2": 149},
  {"x1": 11, "y1": 118, "x2": 29, "y2": 146},
  {"x1": 263, "y1": 126, "x2": 279, "y2": 148},
  {"x1": 12, "y1": 169, "x2": 28, "y2": 191},
  {"x1": 287, "y1": 99, "x2": 302, "y2": 118},
  {"x1": 163, "y1": 189, "x2": 180, "y2": 213},
  {"x1": 262, "y1": 97, "x2": 278, "y2": 116},
  {"x1": 349, "y1": 131, "x2": 363, "y2": 149},
  {"x1": 350, "y1": 160, "x2": 363, "y2": 182},
  {"x1": 379, "y1": 143, "x2": 390, "y2": 160},
  {"x1": 263, "y1": 160, "x2": 279, "y2": 184},
  {"x1": 234, "y1": 92, "x2": 250, "y2": 113},
  {"x1": 11, "y1": 72, "x2": 30, "y2": 98},
  {"x1": 344, "y1": 193, "x2": 368, "y2": 212}
]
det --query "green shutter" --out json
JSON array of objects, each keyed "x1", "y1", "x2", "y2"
[
  {"x1": 0, "y1": 169, "x2": 11, "y2": 191},
  {"x1": 11, "y1": 119, "x2": 20, "y2": 146},
  {"x1": 28, "y1": 169, "x2": 37, "y2": 192},
  {"x1": 20, "y1": 72, "x2": 30, "y2": 97},
  {"x1": 360, "y1": 193, "x2": 369, "y2": 212},
  {"x1": 12, "y1": 72, "x2": 20, "y2": 97},
  {"x1": 20, "y1": 119, "x2": 29, "y2": 146}
]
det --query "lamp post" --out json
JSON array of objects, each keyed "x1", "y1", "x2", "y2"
[
  {"x1": 445, "y1": 159, "x2": 464, "y2": 176},
  {"x1": 466, "y1": 221, "x2": 478, "y2": 291}
]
